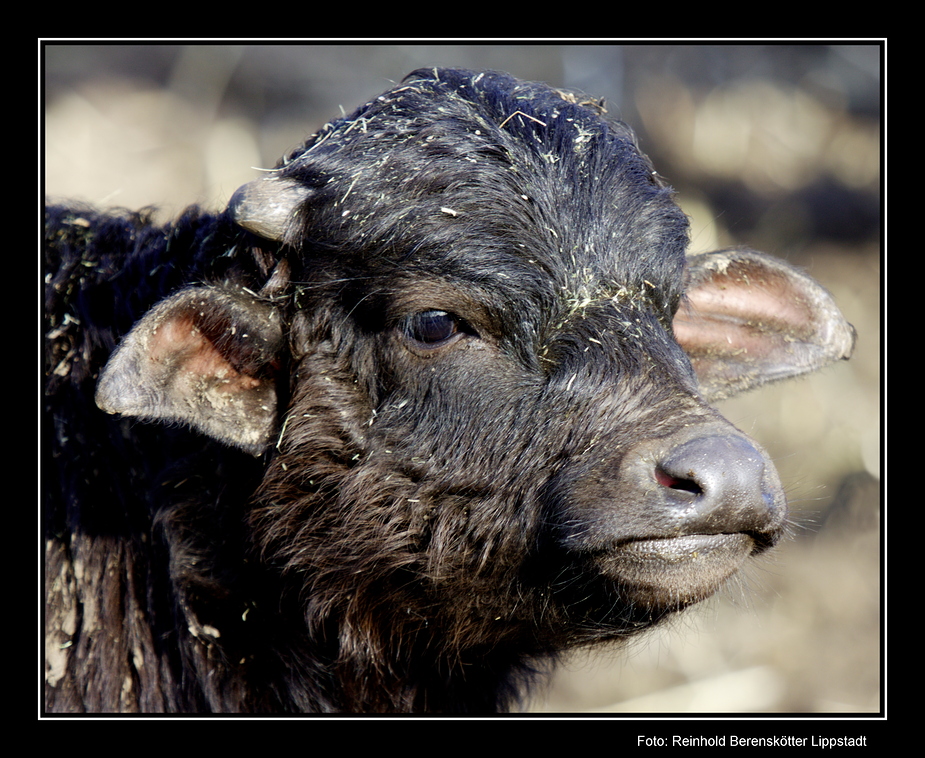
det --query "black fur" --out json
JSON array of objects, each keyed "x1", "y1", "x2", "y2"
[{"x1": 44, "y1": 69, "x2": 854, "y2": 713}]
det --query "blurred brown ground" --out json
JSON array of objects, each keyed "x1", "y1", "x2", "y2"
[{"x1": 43, "y1": 43, "x2": 881, "y2": 715}]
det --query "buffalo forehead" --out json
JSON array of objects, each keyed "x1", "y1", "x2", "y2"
[{"x1": 283, "y1": 75, "x2": 687, "y2": 306}]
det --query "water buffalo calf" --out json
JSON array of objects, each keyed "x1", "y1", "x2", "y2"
[{"x1": 43, "y1": 68, "x2": 856, "y2": 713}]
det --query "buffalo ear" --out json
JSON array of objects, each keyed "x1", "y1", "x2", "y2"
[
  {"x1": 674, "y1": 248, "x2": 856, "y2": 402},
  {"x1": 96, "y1": 286, "x2": 284, "y2": 455}
]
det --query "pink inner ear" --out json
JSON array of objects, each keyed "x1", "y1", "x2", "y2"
[
  {"x1": 674, "y1": 261, "x2": 816, "y2": 359},
  {"x1": 150, "y1": 313, "x2": 261, "y2": 391},
  {"x1": 690, "y1": 266, "x2": 813, "y2": 334},
  {"x1": 673, "y1": 309, "x2": 771, "y2": 361},
  {"x1": 671, "y1": 249, "x2": 855, "y2": 402},
  {"x1": 96, "y1": 286, "x2": 283, "y2": 454}
]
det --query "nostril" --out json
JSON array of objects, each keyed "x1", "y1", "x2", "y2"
[
  {"x1": 651, "y1": 433, "x2": 784, "y2": 538},
  {"x1": 654, "y1": 466, "x2": 703, "y2": 495}
]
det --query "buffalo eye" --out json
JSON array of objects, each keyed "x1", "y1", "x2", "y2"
[{"x1": 405, "y1": 310, "x2": 464, "y2": 348}]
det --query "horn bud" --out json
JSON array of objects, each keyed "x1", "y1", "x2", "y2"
[{"x1": 229, "y1": 176, "x2": 309, "y2": 241}]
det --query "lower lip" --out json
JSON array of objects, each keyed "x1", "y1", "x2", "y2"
[{"x1": 597, "y1": 533, "x2": 755, "y2": 607}]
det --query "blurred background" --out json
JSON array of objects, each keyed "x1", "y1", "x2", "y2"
[{"x1": 43, "y1": 43, "x2": 881, "y2": 715}]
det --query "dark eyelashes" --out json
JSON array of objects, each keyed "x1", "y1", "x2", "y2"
[{"x1": 403, "y1": 310, "x2": 470, "y2": 348}]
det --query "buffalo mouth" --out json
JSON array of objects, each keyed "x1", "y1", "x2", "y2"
[{"x1": 592, "y1": 532, "x2": 762, "y2": 609}]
